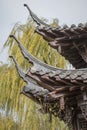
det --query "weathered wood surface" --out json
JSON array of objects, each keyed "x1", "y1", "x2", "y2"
[
  {"x1": 9, "y1": 5, "x2": 87, "y2": 129},
  {"x1": 24, "y1": 4, "x2": 87, "y2": 69},
  {"x1": 10, "y1": 35, "x2": 87, "y2": 85},
  {"x1": 10, "y1": 29, "x2": 87, "y2": 130},
  {"x1": 35, "y1": 25, "x2": 87, "y2": 69},
  {"x1": 9, "y1": 36, "x2": 87, "y2": 107}
]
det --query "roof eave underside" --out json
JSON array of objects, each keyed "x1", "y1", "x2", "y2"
[
  {"x1": 10, "y1": 35, "x2": 87, "y2": 100},
  {"x1": 24, "y1": 4, "x2": 87, "y2": 69}
]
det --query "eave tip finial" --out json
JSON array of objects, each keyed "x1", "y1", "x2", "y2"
[
  {"x1": 24, "y1": 4, "x2": 29, "y2": 10},
  {"x1": 24, "y1": 4, "x2": 27, "y2": 7},
  {"x1": 9, "y1": 55, "x2": 14, "y2": 60},
  {"x1": 9, "y1": 34, "x2": 14, "y2": 38},
  {"x1": 9, "y1": 55, "x2": 15, "y2": 63},
  {"x1": 23, "y1": 4, "x2": 31, "y2": 14},
  {"x1": 9, "y1": 55, "x2": 12, "y2": 58},
  {"x1": 9, "y1": 35, "x2": 17, "y2": 43}
]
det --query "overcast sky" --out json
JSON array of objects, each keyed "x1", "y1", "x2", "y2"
[{"x1": 0, "y1": 0, "x2": 87, "y2": 63}]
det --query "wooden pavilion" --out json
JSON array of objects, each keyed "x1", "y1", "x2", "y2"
[{"x1": 10, "y1": 4, "x2": 87, "y2": 130}]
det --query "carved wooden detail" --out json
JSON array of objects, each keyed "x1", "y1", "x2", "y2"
[{"x1": 9, "y1": 4, "x2": 87, "y2": 130}]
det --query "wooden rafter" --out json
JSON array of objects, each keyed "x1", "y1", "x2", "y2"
[{"x1": 9, "y1": 5, "x2": 87, "y2": 129}]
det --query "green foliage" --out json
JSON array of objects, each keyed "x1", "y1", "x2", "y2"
[{"x1": 0, "y1": 19, "x2": 68, "y2": 130}]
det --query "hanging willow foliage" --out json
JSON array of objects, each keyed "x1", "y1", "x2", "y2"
[{"x1": 0, "y1": 19, "x2": 68, "y2": 130}]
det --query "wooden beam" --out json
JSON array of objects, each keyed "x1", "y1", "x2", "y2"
[
  {"x1": 48, "y1": 85, "x2": 84, "y2": 99},
  {"x1": 26, "y1": 72, "x2": 55, "y2": 91}
]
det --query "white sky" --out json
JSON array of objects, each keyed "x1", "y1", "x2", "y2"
[{"x1": 0, "y1": 0, "x2": 87, "y2": 63}]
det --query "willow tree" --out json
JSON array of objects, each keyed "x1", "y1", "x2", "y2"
[{"x1": 0, "y1": 18, "x2": 68, "y2": 130}]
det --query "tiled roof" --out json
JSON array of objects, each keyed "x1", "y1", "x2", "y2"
[
  {"x1": 9, "y1": 5, "x2": 87, "y2": 129},
  {"x1": 24, "y1": 4, "x2": 87, "y2": 69}
]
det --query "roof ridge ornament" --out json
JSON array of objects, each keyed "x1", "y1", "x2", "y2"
[
  {"x1": 9, "y1": 56, "x2": 50, "y2": 102},
  {"x1": 9, "y1": 55, "x2": 28, "y2": 82},
  {"x1": 9, "y1": 35, "x2": 64, "y2": 72},
  {"x1": 24, "y1": 4, "x2": 50, "y2": 27},
  {"x1": 9, "y1": 35, "x2": 87, "y2": 71}
]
